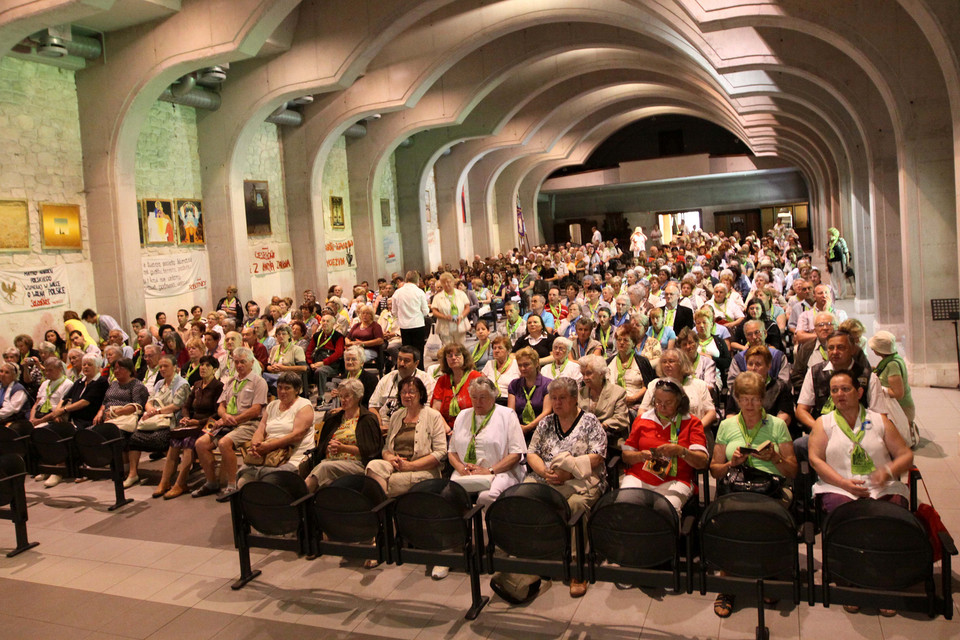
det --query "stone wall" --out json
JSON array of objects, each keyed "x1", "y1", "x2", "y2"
[
  {"x1": 322, "y1": 135, "x2": 356, "y2": 292},
  {"x1": 378, "y1": 151, "x2": 401, "y2": 275},
  {"x1": 0, "y1": 58, "x2": 95, "y2": 350},
  {"x1": 424, "y1": 166, "x2": 441, "y2": 270}
]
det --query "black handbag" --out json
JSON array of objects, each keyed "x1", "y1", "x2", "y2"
[{"x1": 718, "y1": 464, "x2": 783, "y2": 498}]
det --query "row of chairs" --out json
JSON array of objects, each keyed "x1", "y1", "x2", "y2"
[
  {"x1": 221, "y1": 473, "x2": 955, "y2": 640},
  {"x1": 0, "y1": 420, "x2": 134, "y2": 511}
]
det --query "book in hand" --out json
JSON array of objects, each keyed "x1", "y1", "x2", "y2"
[{"x1": 738, "y1": 441, "x2": 772, "y2": 456}]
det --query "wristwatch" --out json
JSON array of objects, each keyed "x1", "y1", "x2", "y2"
[{"x1": 488, "y1": 467, "x2": 495, "y2": 475}]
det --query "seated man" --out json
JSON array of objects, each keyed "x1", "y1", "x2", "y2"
[
  {"x1": 106, "y1": 329, "x2": 134, "y2": 359},
  {"x1": 368, "y1": 345, "x2": 436, "y2": 426},
  {"x1": 794, "y1": 284, "x2": 847, "y2": 345},
  {"x1": 192, "y1": 348, "x2": 269, "y2": 497},
  {"x1": 241, "y1": 325, "x2": 270, "y2": 371},
  {"x1": 726, "y1": 320, "x2": 790, "y2": 387},
  {"x1": 523, "y1": 294, "x2": 555, "y2": 332},
  {"x1": 306, "y1": 311, "x2": 345, "y2": 402}
]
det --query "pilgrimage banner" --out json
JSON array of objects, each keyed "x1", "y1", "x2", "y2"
[
  {"x1": 250, "y1": 243, "x2": 293, "y2": 277},
  {"x1": 142, "y1": 252, "x2": 209, "y2": 298},
  {"x1": 0, "y1": 265, "x2": 69, "y2": 312},
  {"x1": 325, "y1": 237, "x2": 355, "y2": 271}
]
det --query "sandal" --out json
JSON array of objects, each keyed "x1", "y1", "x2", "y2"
[
  {"x1": 843, "y1": 605, "x2": 860, "y2": 613},
  {"x1": 763, "y1": 597, "x2": 780, "y2": 606},
  {"x1": 714, "y1": 593, "x2": 735, "y2": 618},
  {"x1": 879, "y1": 609, "x2": 896, "y2": 617}
]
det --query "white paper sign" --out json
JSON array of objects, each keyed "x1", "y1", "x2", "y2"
[
  {"x1": 250, "y1": 243, "x2": 293, "y2": 277},
  {"x1": 142, "y1": 252, "x2": 209, "y2": 298},
  {"x1": 0, "y1": 266, "x2": 69, "y2": 312}
]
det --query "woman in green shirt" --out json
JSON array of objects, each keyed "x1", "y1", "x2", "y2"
[{"x1": 868, "y1": 331, "x2": 915, "y2": 424}]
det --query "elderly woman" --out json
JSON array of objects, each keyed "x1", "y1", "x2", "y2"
[
  {"x1": 639, "y1": 349, "x2": 717, "y2": 431},
  {"x1": 306, "y1": 378, "x2": 383, "y2": 492},
  {"x1": 570, "y1": 317, "x2": 602, "y2": 361},
  {"x1": 431, "y1": 272, "x2": 472, "y2": 345},
  {"x1": 726, "y1": 345, "x2": 795, "y2": 436},
  {"x1": 367, "y1": 376, "x2": 447, "y2": 497},
  {"x1": 181, "y1": 338, "x2": 205, "y2": 385},
  {"x1": 470, "y1": 320, "x2": 493, "y2": 370},
  {"x1": 0, "y1": 362, "x2": 30, "y2": 428},
  {"x1": 578, "y1": 354, "x2": 630, "y2": 448},
  {"x1": 335, "y1": 345, "x2": 378, "y2": 408},
  {"x1": 449, "y1": 376, "x2": 526, "y2": 506},
  {"x1": 431, "y1": 343, "x2": 483, "y2": 432},
  {"x1": 706, "y1": 283, "x2": 744, "y2": 331},
  {"x1": 508, "y1": 347, "x2": 553, "y2": 442},
  {"x1": 542, "y1": 336, "x2": 581, "y2": 382},
  {"x1": 264, "y1": 324, "x2": 308, "y2": 395},
  {"x1": 480, "y1": 334, "x2": 519, "y2": 403},
  {"x1": 622, "y1": 379, "x2": 709, "y2": 513},
  {"x1": 346, "y1": 304, "x2": 385, "y2": 362},
  {"x1": 526, "y1": 376, "x2": 607, "y2": 598},
  {"x1": 809, "y1": 370, "x2": 912, "y2": 513},
  {"x1": 29, "y1": 358, "x2": 75, "y2": 427},
  {"x1": 216, "y1": 284, "x2": 243, "y2": 322},
  {"x1": 124, "y1": 355, "x2": 190, "y2": 488},
  {"x1": 13, "y1": 334, "x2": 42, "y2": 395},
  {"x1": 512, "y1": 315, "x2": 555, "y2": 363},
  {"x1": 234, "y1": 371, "x2": 314, "y2": 487},
  {"x1": 607, "y1": 324, "x2": 656, "y2": 408},
  {"x1": 154, "y1": 355, "x2": 224, "y2": 499},
  {"x1": 93, "y1": 357, "x2": 149, "y2": 428},
  {"x1": 50, "y1": 353, "x2": 109, "y2": 429},
  {"x1": 869, "y1": 331, "x2": 915, "y2": 425}
]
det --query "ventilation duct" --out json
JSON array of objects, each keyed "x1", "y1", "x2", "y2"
[
  {"x1": 170, "y1": 75, "x2": 196, "y2": 98},
  {"x1": 159, "y1": 86, "x2": 221, "y2": 111},
  {"x1": 197, "y1": 66, "x2": 227, "y2": 85},
  {"x1": 344, "y1": 123, "x2": 367, "y2": 139},
  {"x1": 31, "y1": 28, "x2": 101, "y2": 60},
  {"x1": 290, "y1": 96, "x2": 314, "y2": 106},
  {"x1": 265, "y1": 103, "x2": 302, "y2": 126}
]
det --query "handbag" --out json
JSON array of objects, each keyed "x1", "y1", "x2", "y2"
[
  {"x1": 137, "y1": 412, "x2": 172, "y2": 432},
  {"x1": 107, "y1": 404, "x2": 142, "y2": 433},
  {"x1": 718, "y1": 464, "x2": 784, "y2": 498},
  {"x1": 424, "y1": 324, "x2": 442, "y2": 362},
  {"x1": 915, "y1": 473, "x2": 949, "y2": 561},
  {"x1": 240, "y1": 440, "x2": 294, "y2": 467}
]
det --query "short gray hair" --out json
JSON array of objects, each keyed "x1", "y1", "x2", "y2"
[
  {"x1": 274, "y1": 324, "x2": 293, "y2": 341},
  {"x1": 337, "y1": 378, "x2": 364, "y2": 401},
  {"x1": 547, "y1": 376, "x2": 579, "y2": 397},
  {"x1": 468, "y1": 376, "x2": 498, "y2": 399},
  {"x1": 552, "y1": 336, "x2": 571, "y2": 354},
  {"x1": 81, "y1": 354, "x2": 103, "y2": 369},
  {"x1": 344, "y1": 345, "x2": 365, "y2": 362},
  {"x1": 231, "y1": 347, "x2": 254, "y2": 363},
  {"x1": 577, "y1": 354, "x2": 606, "y2": 375}
]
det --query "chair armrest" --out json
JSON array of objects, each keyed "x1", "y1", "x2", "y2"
[
  {"x1": 680, "y1": 514, "x2": 695, "y2": 537},
  {"x1": 216, "y1": 489, "x2": 239, "y2": 503},
  {"x1": 802, "y1": 521, "x2": 816, "y2": 545},
  {"x1": 0, "y1": 471, "x2": 28, "y2": 483},
  {"x1": 567, "y1": 509, "x2": 586, "y2": 528},
  {"x1": 372, "y1": 498, "x2": 395, "y2": 514},
  {"x1": 463, "y1": 504, "x2": 484, "y2": 521},
  {"x1": 607, "y1": 455, "x2": 621, "y2": 470},
  {"x1": 939, "y1": 530, "x2": 958, "y2": 556},
  {"x1": 290, "y1": 493, "x2": 315, "y2": 508},
  {"x1": 99, "y1": 436, "x2": 126, "y2": 446}
]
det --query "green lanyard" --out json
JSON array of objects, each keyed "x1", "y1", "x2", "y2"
[
  {"x1": 598, "y1": 326, "x2": 611, "y2": 350},
  {"x1": 135, "y1": 350, "x2": 144, "y2": 371},
  {"x1": 818, "y1": 345, "x2": 828, "y2": 360},
  {"x1": 464, "y1": 409, "x2": 494, "y2": 464},
  {"x1": 40, "y1": 377, "x2": 65, "y2": 412},
  {"x1": 448, "y1": 373, "x2": 469, "y2": 416},
  {"x1": 833, "y1": 407, "x2": 876, "y2": 475},
  {"x1": 507, "y1": 317, "x2": 522, "y2": 339},
  {"x1": 654, "y1": 324, "x2": 666, "y2": 344},
  {"x1": 551, "y1": 358, "x2": 567, "y2": 379},
  {"x1": 737, "y1": 410, "x2": 767, "y2": 468},
  {"x1": 493, "y1": 358, "x2": 513, "y2": 394},
  {"x1": 615, "y1": 353, "x2": 633, "y2": 387},
  {"x1": 521, "y1": 382, "x2": 537, "y2": 423},
  {"x1": 472, "y1": 341, "x2": 490, "y2": 364},
  {"x1": 664, "y1": 308, "x2": 675, "y2": 328},
  {"x1": 315, "y1": 332, "x2": 333, "y2": 350},
  {"x1": 447, "y1": 293, "x2": 459, "y2": 318},
  {"x1": 271, "y1": 342, "x2": 291, "y2": 364},
  {"x1": 226, "y1": 378, "x2": 248, "y2": 415},
  {"x1": 186, "y1": 363, "x2": 199, "y2": 380},
  {"x1": 656, "y1": 412, "x2": 681, "y2": 477}
]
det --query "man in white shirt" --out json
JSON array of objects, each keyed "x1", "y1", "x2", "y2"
[
  {"x1": 392, "y1": 271, "x2": 431, "y2": 366},
  {"x1": 368, "y1": 346, "x2": 436, "y2": 425},
  {"x1": 795, "y1": 284, "x2": 847, "y2": 345}
]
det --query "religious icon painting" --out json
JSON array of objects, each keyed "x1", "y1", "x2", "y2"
[
  {"x1": 175, "y1": 199, "x2": 204, "y2": 245},
  {"x1": 142, "y1": 199, "x2": 178, "y2": 246}
]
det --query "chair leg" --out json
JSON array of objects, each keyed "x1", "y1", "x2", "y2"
[
  {"x1": 229, "y1": 500, "x2": 260, "y2": 590},
  {"x1": 756, "y1": 579, "x2": 769, "y2": 640},
  {"x1": 8, "y1": 479, "x2": 38, "y2": 557},
  {"x1": 108, "y1": 443, "x2": 133, "y2": 511},
  {"x1": 464, "y1": 546, "x2": 489, "y2": 620}
]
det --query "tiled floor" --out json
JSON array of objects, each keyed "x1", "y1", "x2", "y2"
[{"x1": 1, "y1": 301, "x2": 959, "y2": 639}]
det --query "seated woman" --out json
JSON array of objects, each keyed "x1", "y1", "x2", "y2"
[
  {"x1": 569, "y1": 317, "x2": 602, "y2": 361},
  {"x1": 508, "y1": 347, "x2": 553, "y2": 443},
  {"x1": 264, "y1": 324, "x2": 308, "y2": 396},
  {"x1": 639, "y1": 348, "x2": 717, "y2": 432},
  {"x1": 677, "y1": 326, "x2": 717, "y2": 390},
  {"x1": 577, "y1": 354, "x2": 630, "y2": 449},
  {"x1": 526, "y1": 376, "x2": 607, "y2": 598},
  {"x1": 124, "y1": 355, "x2": 190, "y2": 488},
  {"x1": 236, "y1": 371, "x2": 315, "y2": 487},
  {"x1": 306, "y1": 378, "x2": 383, "y2": 492},
  {"x1": 809, "y1": 370, "x2": 912, "y2": 513},
  {"x1": 30, "y1": 357, "x2": 74, "y2": 428},
  {"x1": 346, "y1": 304, "x2": 385, "y2": 363},
  {"x1": 480, "y1": 334, "x2": 518, "y2": 404},
  {"x1": 592, "y1": 307, "x2": 616, "y2": 359},
  {"x1": 470, "y1": 319, "x2": 493, "y2": 370},
  {"x1": 449, "y1": 376, "x2": 526, "y2": 506},
  {"x1": 334, "y1": 345, "x2": 378, "y2": 408},
  {"x1": 607, "y1": 324, "x2": 656, "y2": 408},
  {"x1": 694, "y1": 306, "x2": 732, "y2": 386},
  {"x1": 154, "y1": 355, "x2": 224, "y2": 499},
  {"x1": 541, "y1": 336, "x2": 581, "y2": 382},
  {"x1": 512, "y1": 315, "x2": 555, "y2": 364},
  {"x1": 621, "y1": 379, "x2": 709, "y2": 513},
  {"x1": 161, "y1": 331, "x2": 189, "y2": 369},
  {"x1": 646, "y1": 307, "x2": 677, "y2": 351},
  {"x1": 180, "y1": 338, "x2": 205, "y2": 386},
  {"x1": 726, "y1": 345, "x2": 795, "y2": 437},
  {"x1": 50, "y1": 353, "x2": 109, "y2": 429},
  {"x1": 431, "y1": 343, "x2": 483, "y2": 433},
  {"x1": 366, "y1": 376, "x2": 447, "y2": 497}
]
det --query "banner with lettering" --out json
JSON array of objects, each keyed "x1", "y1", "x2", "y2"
[
  {"x1": 325, "y1": 237, "x2": 356, "y2": 271},
  {"x1": 142, "y1": 252, "x2": 209, "y2": 298},
  {"x1": 250, "y1": 243, "x2": 293, "y2": 277},
  {"x1": 0, "y1": 266, "x2": 69, "y2": 312}
]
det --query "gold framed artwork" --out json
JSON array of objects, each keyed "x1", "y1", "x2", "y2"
[
  {"x1": 330, "y1": 195, "x2": 345, "y2": 229},
  {"x1": 141, "y1": 199, "x2": 178, "y2": 245},
  {"x1": 0, "y1": 200, "x2": 30, "y2": 251},
  {"x1": 40, "y1": 202, "x2": 82, "y2": 250},
  {"x1": 380, "y1": 198, "x2": 391, "y2": 227},
  {"x1": 243, "y1": 180, "x2": 271, "y2": 235},
  {"x1": 175, "y1": 199, "x2": 204, "y2": 245}
]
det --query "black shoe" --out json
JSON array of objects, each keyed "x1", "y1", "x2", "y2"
[{"x1": 191, "y1": 484, "x2": 219, "y2": 498}]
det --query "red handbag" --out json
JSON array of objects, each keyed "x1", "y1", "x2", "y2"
[{"x1": 915, "y1": 474, "x2": 949, "y2": 562}]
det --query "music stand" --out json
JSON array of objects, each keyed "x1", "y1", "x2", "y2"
[{"x1": 931, "y1": 298, "x2": 960, "y2": 389}]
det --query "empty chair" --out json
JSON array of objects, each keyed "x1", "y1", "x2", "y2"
[
  {"x1": 821, "y1": 497, "x2": 955, "y2": 618},
  {"x1": 311, "y1": 474, "x2": 390, "y2": 565},
  {"x1": 0, "y1": 420, "x2": 33, "y2": 472},
  {"x1": 0, "y1": 453, "x2": 38, "y2": 557},
  {"x1": 74, "y1": 422, "x2": 134, "y2": 511},
  {"x1": 219, "y1": 470, "x2": 312, "y2": 589},
  {"x1": 393, "y1": 479, "x2": 488, "y2": 619},
  {"x1": 483, "y1": 482, "x2": 582, "y2": 597},
  {"x1": 31, "y1": 421, "x2": 79, "y2": 480},
  {"x1": 587, "y1": 488, "x2": 693, "y2": 593},
  {"x1": 698, "y1": 492, "x2": 810, "y2": 640}
]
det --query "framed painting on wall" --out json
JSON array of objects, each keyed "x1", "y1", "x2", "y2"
[
  {"x1": 244, "y1": 180, "x2": 271, "y2": 235},
  {"x1": 142, "y1": 199, "x2": 178, "y2": 246},
  {"x1": 175, "y1": 199, "x2": 204, "y2": 245},
  {"x1": 380, "y1": 198, "x2": 391, "y2": 227},
  {"x1": 40, "y1": 203, "x2": 83, "y2": 250},
  {"x1": 330, "y1": 196, "x2": 345, "y2": 229},
  {"x1": 0, "y1": 200, "x2": 30, "y2": 251}
]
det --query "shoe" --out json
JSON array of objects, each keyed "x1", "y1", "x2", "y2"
[
  {"x1": 431, "y1": 566, "x2": 450, "y2": 580},
  {"x1": 191, "y1": 484, "x2": 219, "y2": 498},
  {"x1": 34, "y1": 474, "x2": 44, "y2": 482},
  {"x1": 43, "y1": 474, "x2": 62, "y2": 488},
  {"x1": 74, "y1": 477, "x2": 89, "y2": 484},
  {"x1": 151, "y1": 484, "x2": 170, "y2": 499},
  {"x1": 569, "y1": 579, "x2": 587, "y2": 598},
  {"x1": 843, "y1": 604, "x2": 860, "y2": 614},
  {"x1": 363, "y1": 559, "x2": 381, "y2": 569},
  {"x1": 122, "y1": 476, "x2": 140, "y2": 489},
  {"x1": 879, "y1": 609, "x2": 896, "y2": 617},
  {"x1": 163, "y1": 485, "x2": 185, "y2": 500},
  {"x1": 714, "y1": 593, "x2": 735, "y2": 618}
]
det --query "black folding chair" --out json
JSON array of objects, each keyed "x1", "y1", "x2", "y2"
[
  {"x1": 74, "y1": 422, "x2": 133, "y2": 511},
  {"x1": 0, "y1": 453, "x2": 38, "y2": 557},
  {"x1": 218, "y1": 471, "x2": 312, "y2": 589},
  {"x1": 392, "y1": 479, "x2": 488, "y2": 619},
  {"x1": 820, "y1": 496, "x2": 955, "y2": 618},
  {"x1": 483, "y1": 482, "x2": 583, "y2": 589},
  {"x1": 0, "y1": 420, "x2": 34, "y2": 473},
  {"x1": 698, "y1": 492, "x2": 812, "y2": 640},
  {"x1": 31, "y1": 421, "x2": 79, "y2": 479},
  {"x1": 311, "y1": 475, "x2": 391, "y2": 565},
  {"x1": 587, "y1": 488, "x2": 694, "y2": 593}
]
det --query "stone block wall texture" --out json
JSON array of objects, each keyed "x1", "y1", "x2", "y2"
[
  {"x1": 379, "y1": 151, "x2": 401, "y2": 272},
  {"x1": 424, "y1": 166, "x2": 441, "y2": 270},
  {"x1": 322, "y1": 135, "x2": 357, "y2": 292},
  {"x1": 0, "y1": 58, "x2": 96, "y2": 350}
]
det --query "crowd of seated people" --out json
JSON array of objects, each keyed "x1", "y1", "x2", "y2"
[{"x1": 0, "y1": 223, "x2": 922, "y2": 613}]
